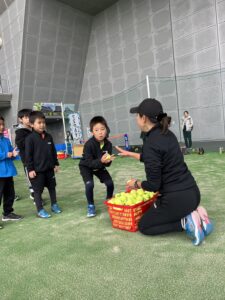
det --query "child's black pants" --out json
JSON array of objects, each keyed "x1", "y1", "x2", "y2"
[
  {"x1": 0, "y1": 177, "x2": 15, "y2": 216},
  {"x1": 80, "y1": 166, "x2": 114, "y2": 205},
  {"x1": 30, "y1": 169, "x2": 57, "y2": 211}
]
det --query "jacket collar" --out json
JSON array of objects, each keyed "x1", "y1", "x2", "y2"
[
  {"x1": 16, "y1": 124, "x2": 32, "y2": 131},
  {"x1": 92, "y1": 136, "x2": 108, "y2": 144},
  {"x1": 145, "y1": 123, "x2": 160, "y2": 137},
  {"x1": 33, "y1": 130, "x2": 46, "y2": 137}
]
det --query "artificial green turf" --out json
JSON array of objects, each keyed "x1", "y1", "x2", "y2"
[{"x1": 0, "y1": 153, "x2": 224, "y2": 300}]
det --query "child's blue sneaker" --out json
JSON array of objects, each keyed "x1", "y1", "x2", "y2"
[
  {"x1": 51, "y1": 203, "x2": 62, "y2": 214},
  {"x1": 38, "y1": 209, "x2": 51, "y2": 218},
  {"x1": 87, "y1": 204, "x2": 96, "y2": 217},
  {"x1": 184, "y1": 211, "x2": 205, "y2": 246}
]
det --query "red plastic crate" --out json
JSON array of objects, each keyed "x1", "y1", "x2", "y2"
[
  {"x1": 57, "y1": 152, "x2": 66, "y2": 159},
  {"x1": 104, "y1": 193, "x2": 158, "y2": 232}
]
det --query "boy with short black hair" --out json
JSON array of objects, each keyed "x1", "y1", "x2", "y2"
[
  {"x1": 15, "y1": 108, "x2": 34, "y2": 201},
  {"x1": 79, "y1": 116, "x2": 114, "y2": 217},
  {"x1": 25, "y1": 111, "x2": 62, "y2": 218},
  {"x1": 0, "y1": 116, "x2": 23, "y2": 227}
]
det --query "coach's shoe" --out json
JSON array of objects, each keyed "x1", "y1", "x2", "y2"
[
  {"x1": 184, "y1": 211, "x2": 205, "y2": 246},
  {"x1": 196, "y1": 206, "x2": 214, "y2": 236},
  {"x1": 2, "y1": 212, "x2": 23, "y2": 221},
  {"x1": 87, "y1": 204, "x2": 96, "y2": 218},
  {"x1": 30, "y1": 193, "x2": 34, "y2": 200},
  {"x1": 51, "y1": 203, "x2": 62, "y2": 214},
  {"x1": 38, "y1": 209, "x2": 51, "y2": 218}
]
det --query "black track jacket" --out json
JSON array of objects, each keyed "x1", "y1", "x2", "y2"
[
  {"x1": 25, "y1": 130, "x2": 59, "y2": 173},
  {"x1": 79, "y1": 136, "x2": 112, "y2": 170},
  {"x1": 140, "y1": 125, "x2": 196, "y2": 193},
  {"x1": 15, "y1": 126, "x2": 32, "y2": 164}
]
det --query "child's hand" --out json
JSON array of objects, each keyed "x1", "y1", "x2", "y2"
[
  {"x1": 29, "y1": 170, "x2": 36, "y2": 178},
  {"x1": 101, "y1": 153, "x2": 109, "y2": 163},
  {"x1": 7, "y1": 152, "x2": 13, "y2": 158},
  {"x1": 109, "y1": 154, "x2": 115, "y2": 161},
  {"x1": 54, "y1": 166, "x2": 59, "y2": 172},
  {"x1": 101, "y1": 153, "x2": 115, "y2": 164},
  {"x1": 12, "y1": 148, "x2": 19, "y2": 157}
]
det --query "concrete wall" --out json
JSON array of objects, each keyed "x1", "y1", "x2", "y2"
[
  {"x1": 19, "y1": 0, "x2": 92, "y2": 111},
  {"x1": 79, "y1": 0, "x2": 177, "y2": 144},
  {"x1": 171, "y1": 0, "x2": 225, "y2": 141},
  {"x1": 218, "y1": 0, "x2": 225, "y2": 139},
  {"x1": 0, "y1": 0, "x2": 26, "y2": 126},
  {"x1": 79, "y1": 0, "x2": 225, "y2": 145},
  {"x1": 2, "y1": 0, "x2": 225, "y2": 144},
  {"x1": 17, "y1": 0, "x2": 92, "y2": 143}
]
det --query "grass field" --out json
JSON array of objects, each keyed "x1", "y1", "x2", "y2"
[{"x1": 0, "y1": 153, "x2": 224, "y2": 300}]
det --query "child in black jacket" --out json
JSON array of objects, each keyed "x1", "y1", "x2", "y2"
[
  {"x1": 15, "y1": 109, "x2": 34, "y2": 201},
  {"x1": 79, "y1": 116, "x2": 114, "y2": 217},
  {"x1": 25, "y1": 111, "x2": 61, "y2": 218}
]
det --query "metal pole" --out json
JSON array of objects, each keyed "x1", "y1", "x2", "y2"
[
  {"x1": 168, "y1": 0, "x2": 182, "y2": 143},
  {"x1": 61, "y1": 102, "x2": 68, "y2": 155},
  {"x1": 146, "y1": 75, "x2": 151, "y2": 98}
]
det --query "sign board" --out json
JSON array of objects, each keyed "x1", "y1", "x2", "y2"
[{"x1": 68, "y1": 112, "x2": 83, "y2": 144}]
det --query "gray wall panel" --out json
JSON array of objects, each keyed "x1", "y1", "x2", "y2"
[
  {"x1": 19, "y1": 0, "x2": 92, "y2": 111},
  {"x1": 2, "y1": 0, "x2": 225, "y2": 143},
  {"x1": 79, "y1": 0, "x2": 225, "y2": 143},
  {"x1": 0, "y1": 0, "x2": 26, "y2": 123}
]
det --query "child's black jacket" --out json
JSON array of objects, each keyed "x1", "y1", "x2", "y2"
[
  {"x1": 79, "y1": 136, "x2": 112, "y2": 170},
  {"x1": 25, "y1": 131, "x2": 59, "y2": 172}
]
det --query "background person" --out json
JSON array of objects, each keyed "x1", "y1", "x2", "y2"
[
  {"x1": 0, "y1": 116, "x2": 23, "y2": 226},
  {"x1": 181, "y1": 111, "x2": 193, "y2": 149},
  {"x1": 25, "y1": 111, "x2": 62, "y2": 218},
  {"x1": 15, "y1": 109, "x2": 34, "y2": 202}
]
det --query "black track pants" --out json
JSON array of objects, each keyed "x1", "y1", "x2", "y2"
[
  {"x1": 0, "y1": 177, "x2": 15, "y2": 216},
  {"x1": 138, "y1": 185, "x2": 200, "y2": 235}
]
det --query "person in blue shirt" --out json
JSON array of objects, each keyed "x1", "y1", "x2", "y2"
[{"x1": 0, "y1": 116, "x2": 23, "y2": 228}]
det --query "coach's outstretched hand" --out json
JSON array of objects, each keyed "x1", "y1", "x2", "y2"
[{"x1": 115, "y1": 146, "x2": 140, "y2": 160}]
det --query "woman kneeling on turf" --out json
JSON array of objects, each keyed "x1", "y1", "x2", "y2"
[{"x1": 116, "y1": 98, "x2": 213, "y2": 246}]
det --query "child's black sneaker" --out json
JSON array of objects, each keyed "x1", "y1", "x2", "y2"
[{"x1": 2, "y1": 213, "x2": 23, "y2": 221}]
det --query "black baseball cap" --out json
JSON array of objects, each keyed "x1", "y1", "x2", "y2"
[{"x1": 130, "y1": 98, "x2": 163, "y2": 120}]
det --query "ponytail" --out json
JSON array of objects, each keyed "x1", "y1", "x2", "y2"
[
  {"x1": 157, "y1": 113, "x2": 171, "y2": 134},
  {"x1": 139, "y1": 112, "x2": 172, "y2": 134}
]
